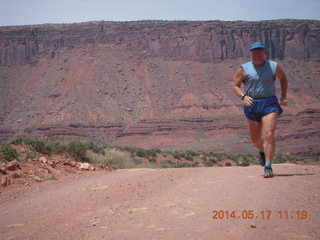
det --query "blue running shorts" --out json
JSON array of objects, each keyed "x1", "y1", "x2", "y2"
[{"x1": 244, "y1": 95, "x2": 283, "y2": 122}]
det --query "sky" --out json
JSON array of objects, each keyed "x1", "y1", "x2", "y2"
[{"x1": 0, "y1": 0, "x2": 319, "y2": 26}]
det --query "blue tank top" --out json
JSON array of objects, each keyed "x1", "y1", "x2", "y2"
[{"x1": 241, "y1": 60, "x2": 277, "y2": 98}]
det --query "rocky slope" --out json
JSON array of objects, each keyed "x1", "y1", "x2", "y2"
[{"x1": 0, "y1": 20, "x2": 319, "y2": 156}]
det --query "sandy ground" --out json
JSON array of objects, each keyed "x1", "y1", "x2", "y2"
[{"x1": 0, "y1": 164, "x2": 319, "y2": 240}]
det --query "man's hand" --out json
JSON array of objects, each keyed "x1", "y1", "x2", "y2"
[
  {"x1": 243, "y1": 96, "x2": 253, "y2": 106},
  {"x1": 280, "y1": 98, "x2": 288, "y2": 106}
]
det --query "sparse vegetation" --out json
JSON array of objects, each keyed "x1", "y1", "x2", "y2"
[
  {"x1": 65, "y1": 169, "x2": 77, "y2": 174},
  {"x1": 103, "y1": 148, "x2": 131, "y2": 169},
  {"x1": 67, "y1": 140, "x2": 91, "y2": 160},
  {"x1": 148, "y1": 157, "x2": 156, "y2": 163},
  {"x1": 3, "y1": 138, "x2": 320, "y2": 170},
  {"x1": 0, "y1": 144, "x2": 18, "y2": 162},
  {"x1": 10, "y1": 138, "x2": 104, "y2": 161},
  {"x1": 47, "y1": 176, "x2": 58, "y2": 181}
]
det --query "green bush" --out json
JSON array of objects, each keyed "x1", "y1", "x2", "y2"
[
  {"x1": 192, "y1": 162, "x2": 200, "y2": 167},
  {"x1": 274, "y1": 155, "x2": 286, "y2": 163},
  {"x1": 84, "y1": 150, "x2": 106, "y2": 165},
  {"x1": 237, "y1": 159, "x2": 250, "y2": 166},
  {"x1": 47, "y1": 140, "x2": 67, "y2": 155},
  {"x1": 172, "y1": 151, "x2": 181, "y2": 159},
  {"x1": 178, "y1": 152, "x2": 186, "y2": 159},
  {"x1": 136, "y1": 148, "x2": 148, "y2": 158},
  {"x1": 186, "y1": 150, "x2": 199, "y2": 157},
  {"x1": 146, "y1": 149, "x2": 158, "y2": 157},
  {"x1": 10, "y1": 138, "x2": 24, "y2": 145},
  {"x1": 201, "y1": 156, "x2": 208, "y2": 162},
  {"x1": 177, "y1": 162, "x2": 191, "y2": 168},
  {"x1": 104, "y1": 148, "x2": 131, "y2": 169},
  {"x1": 11, "y1": 138, "x2": 52, "y2": 155},
  {"x1": 25, "y1": 152, "x2": 40, "y2": 161},
  {"x1": 148, "y1": 157, "x2": 156, "y2": 163},
  {"x1": 209, "y1": 158, "x2": 218, "y2": 163},
  {"x1": 67, "y1": 140, "x2": 91, "y2": 160},
  {"x1": 161, "y1": 159, "x2": 175, "y2": 168},
  {"x1": 0, "y1": 144, "x2": 18, "y2": 162},
  {"x1": 133, "y1": 156, "x2": 143, "y2": 165},
  {"x1": 26, "y1": 139, "x2": 50, "y2": 154},
  {"x1": 88, "y1": 141, "x2": 105, "y2": 154},
  {"x1": 204, "y1": 159, "x2": 213, "y2": 167}
]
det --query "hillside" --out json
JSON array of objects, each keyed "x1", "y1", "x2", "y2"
[{"x1": 0, "y1": 20, "x2": 319, "y2": 156}]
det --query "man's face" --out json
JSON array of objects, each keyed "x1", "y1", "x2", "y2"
[{"x1": 250, "y1": 49, "x2": 266, "y2": 61}]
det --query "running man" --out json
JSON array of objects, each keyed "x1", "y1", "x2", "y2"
[{"x1": 232, "y1": 42, "x2": 288, "y2": 178}]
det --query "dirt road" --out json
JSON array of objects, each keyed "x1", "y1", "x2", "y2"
[{"x1": 1, "y1": 164, "x2": 319, "y2": 240}]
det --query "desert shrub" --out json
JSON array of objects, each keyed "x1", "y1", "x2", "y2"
[
  {"x1": 20, "y1": 139, "x2": 51, "y2": 155},
  {"x1": 209, "y1": 158, "x2": 218, "y2": 163},
  {"x1": 185, "y1": 155, "x2": 193, "y2": 161},
  {"x1": 47, "y1": 140, "x2": 67, "y2": 155},
  {"x1": 161, "y1": 159, "x2": 175, "y2": 168},
  {"x1": 162, "y1": 150, "x2": 174, "y2": 157},
  {"x1": 67, "y1": 140, "x2": 91, "y2": 160},
  {"x1": 146, "y1": 149, "x2": 158, "y2": 157},
  {"x1": 11, "y1": 138, "x2": 104, "y2": 157},
  {"x1": 26, "y1": 152, "x2": 40, "y2": 160},
  {"x1": 153, "y1": 148, "x2": 162, "y2": 154},
  {"x1": 136, "y1": 148, "x2": 148, "y2": 158},
  {"x1": 177, "y1": 162, "x2": 191, "y2": 168},
  {"x1": 88, "y1": 141, "x2": 105, "y2": 154},
  {"x1": 237, "y1": 158, "x2": 250, "y2": 166},
  {"x1": 192, "y1": 162, "x2": 200, "y2": 167},
  {"x1": 11, "y1": 138, "x2": 53, "y2": 155},
  {"x1": 85, "y1": 150, "x2": 106, "y2": 165},
  {"x1": 103, "y1": 148, "x2": 131, "y2": 169},
  {"x1": 116, "y1": 145, "x2": 130, "y2": 152},
  {"x1": 273, "y1": 155, "x2": 286, "y2": 163},
  {"x1": 177, "y1": 152, "x2": 186, "y2": 159},
  {"x1": 148, "y1": 157, "x2": 156, "y2": 163},
  {"x1": 0, "y1": 144, "x2": 18, "y2": 162},
  {"x1": 201, "y1": 156, "x2": 208, "y2": 162},
  {"x1": 204, "y1": 158, "x2": 213, "y2": 167},
  {"x1": 172, "y1": 151, "x2": 182, "y2": 159},
  {"x1": 133, "y1": 156, "x2": 143, "y2": 165},
  {"x1": 186, "y1": 150, "x2": 199, "y2": 157}
]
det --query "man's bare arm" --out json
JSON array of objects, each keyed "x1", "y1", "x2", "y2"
[
  {"x1": 276, "y1": 64, "x2": 288, "y2": 105},
  {"x1": 232, "y1": 68, "x2": 245, "y2": 97},
  {"x1": 232, "y1": 67, "x2": 252, "y2": 106}
]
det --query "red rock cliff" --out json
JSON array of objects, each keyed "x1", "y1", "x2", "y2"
[{"x1": 0, "y1": 20, "x2": 319, "y2": 156}]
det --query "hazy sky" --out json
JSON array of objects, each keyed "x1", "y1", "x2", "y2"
[{"x1": 1, "y1": 0, "x2": 319, "y2": 26}]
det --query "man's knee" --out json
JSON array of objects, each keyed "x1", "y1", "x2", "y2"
[{"x1": 263, "y1": 129, "x2": 275, "y2": 142}]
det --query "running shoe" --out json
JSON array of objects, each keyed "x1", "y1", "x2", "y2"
[
  {"x1": 264, "y1": 166, "x2": 273, "y2": 178},
  {"x1": 259, "y1": 151, "x2": 266, "y2": 166}
]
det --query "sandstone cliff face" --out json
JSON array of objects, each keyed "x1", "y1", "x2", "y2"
[
  {"x1": 0, "y1": 20, "x2": 319, "y2": 156},
  {"x1": 0, "y1": 20, "x2": 319, "y2": 66}
]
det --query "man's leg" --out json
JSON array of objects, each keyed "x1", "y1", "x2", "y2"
[
  {"x1": 247, "y1": 118, "x2": 263, "y2": 150},
  {"x1": 261, "y1": 112, "x2": 278, "y2": 163}
]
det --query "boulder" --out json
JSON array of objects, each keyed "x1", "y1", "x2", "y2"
[
  {"x1": 34, "y1": 176, "x2": 42, "y2": 182},
  {"x1": 0, "y1": 164, "x2": 6, "y2": 174},
  {"x1": 38, "y1": 157, "x2": 48, "y2": 164},
  {"x1": 5, "y1": 160, "x2": 20, "y2": 171},
  {"x1": 10, "y1": 171, "x2": 23, "y2": 178},
  {"x1": 1, "y1": 176, "x2": 9, "y2": 187},
  {"x1": 78, "y1": 162, "x2": 91, "y2": 170}
]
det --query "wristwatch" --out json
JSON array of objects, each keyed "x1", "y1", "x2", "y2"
[{"x1": 240, "y1": 93, "x2": 246, "y2": 100}]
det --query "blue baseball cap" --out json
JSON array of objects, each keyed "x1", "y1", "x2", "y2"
[{"x1": 249, "y1": 42, "x2": 265, "y2": 51}]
